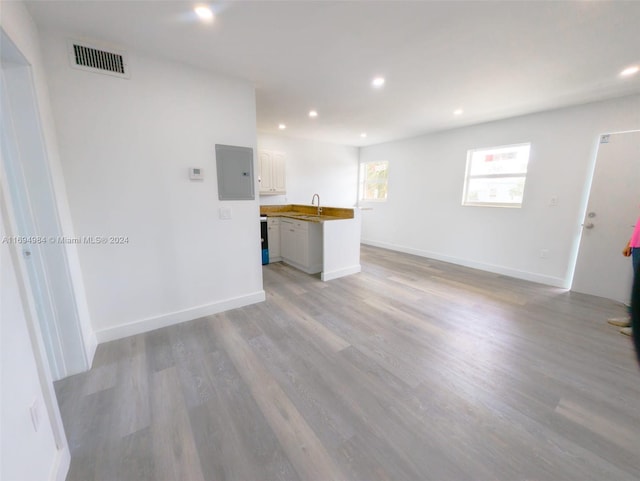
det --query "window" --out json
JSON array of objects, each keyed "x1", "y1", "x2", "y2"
[
  {"x1": 359, "y1": 161, "x2": 389, "y2": 201},
  {"x1": 462, "y1": 143, "x2": 531, "y2": 207}
]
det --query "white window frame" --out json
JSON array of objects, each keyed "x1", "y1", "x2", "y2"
[
  {"x1": 358, "y1": 160, "x2": 389, "y2": 202},
  {"x1": 462, "y1": 142, "x2": 531, "y2": 208}
]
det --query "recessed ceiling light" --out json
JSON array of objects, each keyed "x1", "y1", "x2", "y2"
[
  {"x1": 371, "y1": 77, "x2": 385, "y2": 88},
  {"x1": 194, "y1": 6, "x2": 214, "y2": 21},
  {"x1": 309, "y1": 110, "x2": 318, "y2": 118},
  {"x1": 278, "y1": 123, "x2": 286, "y2": 130},
  {"x1": 360, "y1": 132, "x2": 367, "y2": 138},
  {"x1": 620, "y1": 65, "x2": 639, "y2": 77},
  {"x1": 453, "y1": 108, "x2": 464, "y2": 116}
]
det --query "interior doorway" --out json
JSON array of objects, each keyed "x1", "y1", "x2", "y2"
[
  {"x1": 572, "y1": 130, "x2": 640, "y2": 303},
  {"x1": 1, "y1": 29, "x2": 88, "y2": 380}
]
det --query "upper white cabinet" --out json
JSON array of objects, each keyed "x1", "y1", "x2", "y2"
[{"x1": 258, "y1": 150, "x2": 286, "y2": 195}]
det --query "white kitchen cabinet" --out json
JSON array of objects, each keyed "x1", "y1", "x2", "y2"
[
  {"x1": 258, "y1": 150, "x2": 286, "y2": 195},
  {"x1": 267, "y1": 217, "x2": 281, "y2": 262},
  {"x1": 280, "y1": 218, "x2": 322, "y2": 274},
  {"x1": 280, "y1": 218, "x2": 300, "y2": 264}
]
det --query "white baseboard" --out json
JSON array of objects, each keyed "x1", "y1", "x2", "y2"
[
  {"x1": 50, "y1": 446, "x2": 70, "y2": 481},
  {"x1": 362, "y1": 239, "x2": 568, "y2": 288},
  {"x1": 321, "y1": 264, "x2": 362, "y2": 281},
  {"x1": 281, "y1": 259, "x2": 322, "y2": 275},
  {"x1": 84, "y1": 330, "x2": 98, "y2": 368},
  {"x1": 95, "y1": 291, "x2": 266, "y2": 343}
]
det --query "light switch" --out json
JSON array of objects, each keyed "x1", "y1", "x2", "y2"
[{"x1": 219, "y1": 207, "x2": 232, "y2": 220}]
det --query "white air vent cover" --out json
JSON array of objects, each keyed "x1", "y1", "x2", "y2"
[{"x1": 67, "y1": 40, "x2": 130, "y2": 79}]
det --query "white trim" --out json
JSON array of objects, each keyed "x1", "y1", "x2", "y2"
[
  {"x1": 321, "y1": 264, "x2": 362, "y2": 281},
  {"x1": 281, "y1": 258, "x2": 322, "y2": 275},
  {"x1": 462, "y1": 142, "x2": 531, "y2": 208},
  {"x1": 358, "y1": 160, "x2": 389, "y2": 202},
  {"x1": 1, "y1": 54, "x2": 90, "y2": 378},
  {"x1": 362, "y1": 239, "x2": 567, "y2": 288},
  {"x1": 567, "y1": 129, "x2": 640, "y2": 289},
  {"x1": 85, "y1": 330, "x2": 98, "y2": 367},
  {"x1": 50, "y1": 447, "x2": 70, "y2": 481},
  {"x1": 95, "y1": 291, "x2": 266, "y2": 343},
  {"x1": 462, "y1": 202, "x2": 523, "y2": 209}
]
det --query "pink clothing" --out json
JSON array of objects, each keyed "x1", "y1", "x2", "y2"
[{"x1": 631, "y1": 216, "x2": 640, "y2": 248}]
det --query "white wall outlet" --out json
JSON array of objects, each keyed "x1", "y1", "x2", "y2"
[
  {"x1": 219, "y1": 207, "x2": 232, "y2": 220},
  {"x1": 189, "y1": 167, "x2": 204, "y2": 180},
  {"x1": 539, "y1": 249, "x2": 549, "y2": 259},
  {"x1": 549, "y1": 196, "x2": 559, "y2": 206},
  {"x1": 29, "y1": 398, "x2": 40, "y2": 432}
]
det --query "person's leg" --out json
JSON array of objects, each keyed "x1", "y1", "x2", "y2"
[
  {"x1": 632, "y1": 261, "x2": 640, "y2": 364},
  {"x1": 620, "y1": 248, "x2": 640, "y2": 336},
  {"x1": 607, "y1": 249, "x2": 639, "y2": 330},
  {"x1": 609, "y1": 317, "x2": 631, "y2": 327}
]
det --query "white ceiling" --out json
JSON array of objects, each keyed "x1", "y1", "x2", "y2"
[{"x1": 25, "y1": 1, "x2": 640, "y2": 147}]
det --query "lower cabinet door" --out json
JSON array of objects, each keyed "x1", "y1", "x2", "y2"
[{"x1": 267, "y1": 219, "x2": 280, "y2": 260}]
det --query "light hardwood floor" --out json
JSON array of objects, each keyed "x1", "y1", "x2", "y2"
[{"x1": 55, "y1": 245, "x2": 640, "y2": 481}]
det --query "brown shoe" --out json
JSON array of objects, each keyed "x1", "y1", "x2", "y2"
[
  {"x1": 608, "y1": 317, "x2": 631, "y2": 327},
  {"x1": 620, "y1": 327, "x2": 632, "y2": 337}
]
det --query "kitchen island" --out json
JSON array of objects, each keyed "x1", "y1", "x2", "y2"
[{"x1": 260, "y1": 204, "x2": 361, "y2": 281}]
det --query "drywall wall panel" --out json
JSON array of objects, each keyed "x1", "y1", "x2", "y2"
[{"x1": 360, "y1": 95, "x2": 640, "y2": 287}]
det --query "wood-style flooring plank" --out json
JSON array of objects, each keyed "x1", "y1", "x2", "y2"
[
  {"x1": 210, "y1": 314, "x2": 348, "y2": 481},
  {"x1": 150, "y1": 367, "x2": 205, "y2": 481},
  {"x1": 55, "y1": 244, "x2": 640, "y2": 481}
]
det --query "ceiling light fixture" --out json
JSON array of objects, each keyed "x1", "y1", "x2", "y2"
[
  {"x1": 453, "y1": 108, "x2": 463, "y2": 116},
  {"x1": 360, "y1": 132, "x2": 367, "y2": 138},
  {"x1": 620, "y1": 65, "x2": 639, "y2": 77},
  {"x1": 371, "y1": 77, "x2": 385, "y2": 88},
  {"x1": 278, "y1": 123, "x2": 286, "y2": 130},
  {"x1": 194, "y1": 5, "x2": 214, "y2": 21},
  {"x1": 309, "y1": 110, "x2": 318, "y2": 118}
]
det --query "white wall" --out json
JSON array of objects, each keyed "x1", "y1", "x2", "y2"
[
  {"x1": 39, "y1": 29, "x2": 264, "y2": 341},
  {"x1": 360, "y1": 95, "x2": 640, "y2": 287},
  {"x1": 257, "y1": 133, "x2": 358, "y2": 207}
]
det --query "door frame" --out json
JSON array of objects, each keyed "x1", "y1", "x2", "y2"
[
  {"x1": 569, "y1": 129, "x2": 640, "y2": 297},
  {"x1": 1, "y1": 29, "x2": 88, "y2": 380},
  {"x1": 0, "y1": 173, "x2": 68, "y2": 453}
]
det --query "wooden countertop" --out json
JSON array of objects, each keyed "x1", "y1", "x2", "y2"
[{"x1": 260, "y1": 204, "x2": 354, "y2": 223}]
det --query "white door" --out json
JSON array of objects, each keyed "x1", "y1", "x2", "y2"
[
  {"x1": 1, "y1": 37, "x2": 88, "y2": 379},
  {"x1": 572, "y1": 130, "x2": 640, "y2": 303}
]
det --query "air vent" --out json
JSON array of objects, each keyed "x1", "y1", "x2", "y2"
[{"x1": 67, "y1": 40, "x2": 130, "y2": 79}]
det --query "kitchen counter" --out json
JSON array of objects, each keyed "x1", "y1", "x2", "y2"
[
  {"x1": 260, "y1": 204, "x2": 354, "y2": 223},
  {"x1": 260, "y1": 204, "x2": 361, "y2": 281}
]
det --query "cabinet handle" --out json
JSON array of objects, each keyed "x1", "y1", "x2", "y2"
[{"x1": 290, "y1": 229, "x2": 295, "y2": 232}]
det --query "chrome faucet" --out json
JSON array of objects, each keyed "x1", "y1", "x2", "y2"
[{"x1": 311, "y1": 193, "x2": 322, "y2": 216}]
